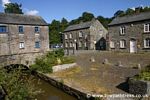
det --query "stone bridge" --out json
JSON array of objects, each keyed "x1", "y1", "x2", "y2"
[{"x1": 0, "y1": 52, "x2": 44, "y2": 68}]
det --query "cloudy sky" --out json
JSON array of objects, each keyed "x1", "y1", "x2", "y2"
[{"x1": 0, "y1": 0, "x2": 150, "y2": 23}]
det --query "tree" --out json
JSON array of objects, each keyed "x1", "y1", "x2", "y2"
[
  {"x1": 126, "y1": 8, "x2": 134, "y2": 15},
  {"x1": 60, "y1": 18, "x2": 68, "y2": 32},
  {"x1": 97, "y1": 16, "x2": 112, "y2": 29},
  {"x1": 4, "y1": 3, "x2": 23, "y2": 14},
  {"x1": 143, "y1": 6, "x2": 150, "y2": 12},
  {"x1": 81, "y1": 12, "x2": 95, "y2": 22},
  {"x1": 49, "y1": 20, "x2": 61, "y2": 44},
  {"x1": 114, "y1": 10, "x2": 125, "y2": 17},
  {"x1": 135, "y1": 6, "x2": 143, "y2": 13}
]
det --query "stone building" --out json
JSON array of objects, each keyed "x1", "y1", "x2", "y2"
[
  {"x1": 108, "y1": 11, "x2": 150, "y2": 53},
  {"x1": 63, "y1": 19, "x2": 108, "y2": 50},
  {"x1": 0, "y1": 13, "x2": 49, "y2": 65}
]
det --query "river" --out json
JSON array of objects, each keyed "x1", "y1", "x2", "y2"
[{"x1": 32, "y1": 76, "x2": 77, "y2": 100}]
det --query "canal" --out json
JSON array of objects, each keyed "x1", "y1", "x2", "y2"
[{"x1": 32, "y1": 76, "x2": 77, "y2": 100}]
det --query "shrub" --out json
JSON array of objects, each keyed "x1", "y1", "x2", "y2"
[
  {"x1": 134, "y1": 64, "x2": 150, "y2": 81},
  {"x1": 0, "y1": 68, "x2": 40, "y2": 100},
  {"x1": 31, "y1": 49, "x2": 75, "y2": 73}
]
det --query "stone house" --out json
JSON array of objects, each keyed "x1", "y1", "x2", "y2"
[
  {"x1": 0, "y1": 13, "x2": 49, "y2": 56},
  {"x1": 108, "y1": 11, "x2": 150, "y2": 53},
  {"x1": 63, "y1": 19, "x2": 108, "y2": 50}
]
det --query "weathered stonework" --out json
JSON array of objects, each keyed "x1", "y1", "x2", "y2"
[
  {"x1": 0, "y1": 13, "x2": 49, "y2": 66},
  {"x1": 63, "y1": 19, "x2": 108, "y2": 50},
  {"x1": 108, "y1": 12, "x2": 150, "y2": 52}
]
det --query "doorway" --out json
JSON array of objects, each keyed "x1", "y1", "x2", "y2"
[{"x1": 130, "y1": 39, "x2": 137, "y2": 53}]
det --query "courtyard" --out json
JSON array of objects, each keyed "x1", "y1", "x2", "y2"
[{"x1": 48, "y1": 51, "x2": 150, "y2": 99}]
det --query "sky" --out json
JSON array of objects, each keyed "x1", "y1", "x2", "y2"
[{"x1": 0, "y1": 0, "x2": 150, "y2": 23}]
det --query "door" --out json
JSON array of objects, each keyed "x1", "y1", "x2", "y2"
[{"x1": 130, "y1": 39, "x2": 137, "y2": 53}]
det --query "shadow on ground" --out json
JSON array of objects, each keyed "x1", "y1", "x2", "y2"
[{"x1": 116, "y1": 77, "x2": 130, "y2": 93}]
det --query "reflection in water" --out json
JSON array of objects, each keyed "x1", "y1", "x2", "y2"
[{"x1": 32, "y1": 76, "x2": 77, "y2": 100}]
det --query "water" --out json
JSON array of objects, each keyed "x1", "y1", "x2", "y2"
[{"x1": 32, "y1": 76, "x2": 77, "y2": 100}]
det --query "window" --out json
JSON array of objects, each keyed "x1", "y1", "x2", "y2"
[
  {"x1": 35, "y1": 41, "x2": 40, "y2": 48},
  {"x1": 79, "y1": 31, "x2": 83, "y2": 37},
  {"x1": 84, "y1": 42, "x2": 87, "y2": 47},
  {"x1": 65, "y1": 42, "x2": 68, "y2": 47},
  {"x1": 85, "y1": 35, "x2": 87, "y2": 39},
  {"x1": 35, "y1": 27, "x2": 40, "y2": 33},
  {"x1": 144, "y1": 24, "x2": 150, "y2": 33},
  {"x1": 120, "y1": 40, "x2": 126, "y2": 48},
  {"x1": 144, "y1": 38, "x2": 150, "y2": 48},
  {"x1": 69, "y1": 34, "x2": 72, "y2": 39},
  {"x1": 19, "y1": 26, "x2": 23, "y2": 33},
  {"x1": 79, "y1": 41, "x2": 82, "y2": 47},
  {"x1": 65, "y1": 34, "x2": 68, "y2": 39},
  {"x1": 120, "y1": 27, "x2": 125, "y2": 35},
  {"x1": 0, "y1": 26, "x2": 7, "y2": 33},
  {"x1": 110, "y1": 41, "x2": 115, "y2": 48},
  {"x1": 19, "y1": 42, "x2": 25, "y2": 49},
  {"x1": 70, "y1": 42, "x2": 73, "y2": 47}
]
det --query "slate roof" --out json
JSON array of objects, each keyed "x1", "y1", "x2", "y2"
[
  {"x1": 64, "y1": 20, "x2": 95, "y2": 32},
  {"x1": 109, "y1": 11, "x2": 150, "y2": 26},
  {"x1": 0, "y1": 13, "x2": 48, "y2": 26}
]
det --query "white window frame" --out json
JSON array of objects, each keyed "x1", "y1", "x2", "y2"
[
  {"x1": 65, "y1": 34, "x2": 68, "y2": 39},
  {"x1": 79, "y1": 41, "x2": 82, "y2": 47},
  {"x1": 144, "y1": 38, "x2": 150, "y2": 48},
  {"x1": 110, "y1": 41, "x2": 115, "y2": 48},
  {"x1": 19, "y1": 42, "x2": 25, "y2": 49},
  {"x1": 79, "y1": 31, "x2": 83, "y2": 37},
  {"x1": 69, "y1": 33, "x2": 72, "y2": 39},
  {"x1": 65, "y1": 42, "x2": 68, "y2": 47},
  {"x1": 120, "y1": 40, "x2": 126, "y2": 48},
  {"x1": 84, "y1": 42, "x2": 87, "y2": 47},
  {"x1": 70, "y1": 42, "x2": 73, "y2": 47},
  {"x1": 144, "y1": 24, "x2": 150, "y2": 33},
  {"x1": 120, "y1": 27, "x2": 125, "y2": 35}
]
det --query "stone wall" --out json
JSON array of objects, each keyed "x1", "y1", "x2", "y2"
[
  {"x1": 33, "y1": 71, "x2": 90, "y2": 100},
  {"x1": 63, "y1": 28, "x2": 90, "y2": 50},
  {"x1": 0, "y1": 52, "x2": 44, "y2": 67},
  {"x1": 90, "y1": 20, "x2": 108, "y2": 50},
  {"x1": 63, "y1": 20, "x2": 108, "y2": 50},
  {"x1": 52, "y1": 63, "x2": 77, "y2": 72},
  {"x1": 128, "y1": 78, "x2": 150, "y2": 96},
  {"x1": 0, "y1": 24, "x2": 49, "y2": 56},
  {"x1": 108, "y1": 20, "x2": 150, "y2": 52}
]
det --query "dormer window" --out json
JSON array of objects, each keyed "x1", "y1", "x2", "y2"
[
  {"x1": 144, "y1": 24, "x2": 150, "y2": 33},
  {"x1": 120, "y1": 27, "x2": 125, "y2": 35}
]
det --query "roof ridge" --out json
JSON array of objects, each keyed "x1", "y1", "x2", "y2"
[
  {"x1": 0, "y1": 12, "x2": 47, "y2": 26},
  {"x1": 109, "y1": 11, "x2": 150, "y2": 26}
]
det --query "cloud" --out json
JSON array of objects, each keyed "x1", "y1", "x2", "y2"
[
  {"x1": 131, "y1": 7, "x2": 135, "y2": 11},
  {"x1": 2, "y1": 0, "x2": 11, "y2": 7},
  {"x1": 24, "y1": 9, "x2": 39, "y2": 15}
]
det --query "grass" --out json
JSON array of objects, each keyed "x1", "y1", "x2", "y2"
[{"x1": 134, "y1": 64, "x2": 150, "y2": 81}]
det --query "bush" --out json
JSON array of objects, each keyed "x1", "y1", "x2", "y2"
[
  {"x1": 134, "y1": 64, "x2": 150, "y2": 81},
  {"x1": 0, "y1": 68, "x2": 40, "y2": 100},
  {"x1": 31, "y1": 49, "x2": 75, "y2": 73}
]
